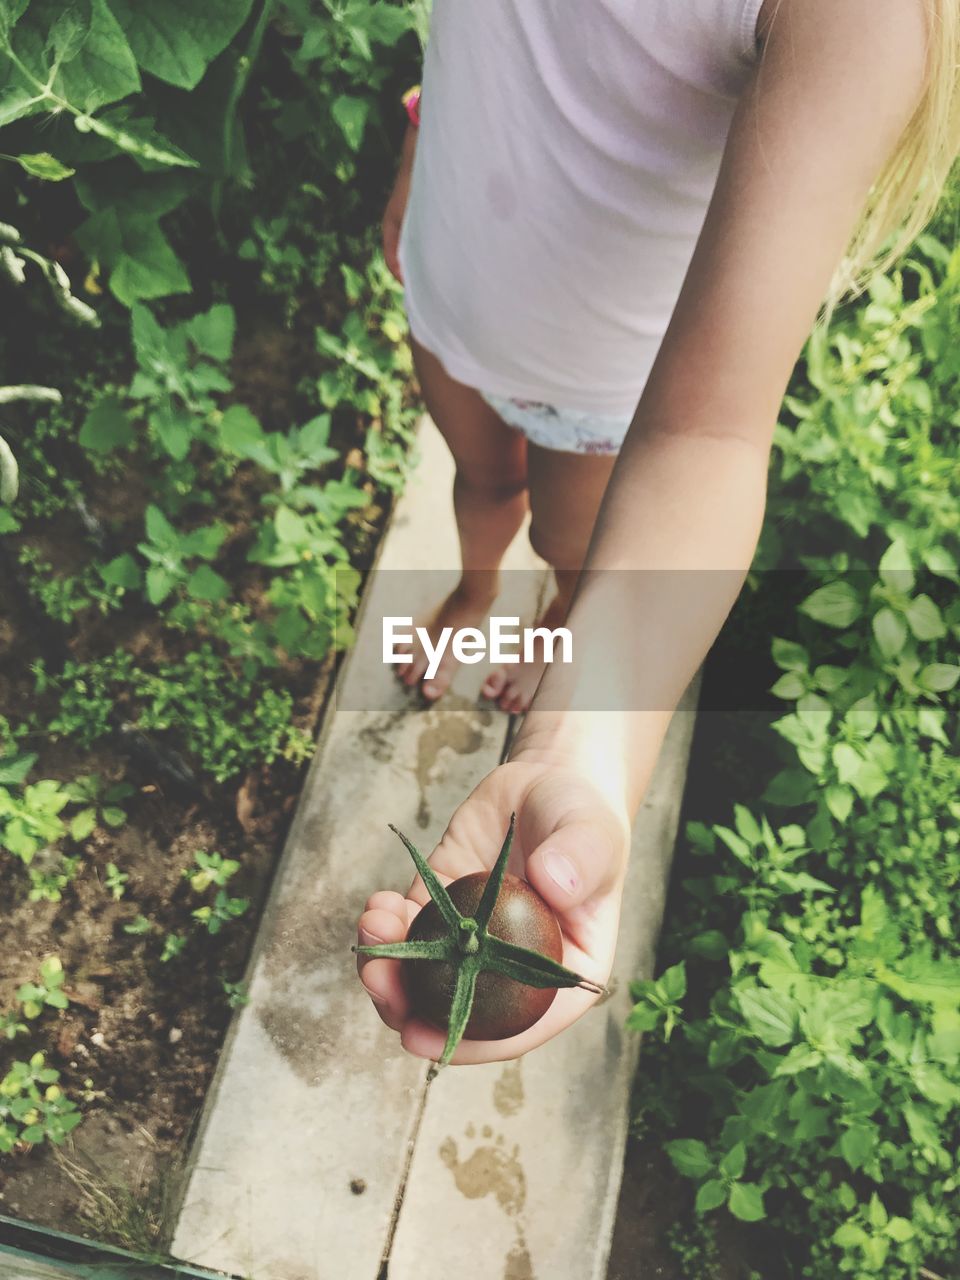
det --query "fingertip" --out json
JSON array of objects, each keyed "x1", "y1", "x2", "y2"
[
  {"x1": 358, "y1": 906, "x2": 406, "y2": 946},
  {"x1": 364, "y1": 890, "x2": 409, "y2": 918}
]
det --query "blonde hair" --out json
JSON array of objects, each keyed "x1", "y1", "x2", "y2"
[{"x1": 827, "y1": 0, "x2": 960, "y2": 311}]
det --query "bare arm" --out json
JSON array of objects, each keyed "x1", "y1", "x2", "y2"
[{"x1": 512, "y1": 0, "x2": 929, "y2": 814}]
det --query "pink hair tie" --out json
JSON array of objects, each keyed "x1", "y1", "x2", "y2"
[{"x1": 402, "y1": 84, "x2": 422, "y2": 128}]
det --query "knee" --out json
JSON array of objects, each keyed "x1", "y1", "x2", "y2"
[
  {"x1": 455, "y1": 466, "x2": 528, "y2": 504},
  {"x1": 528, "y1": 520, "x2": 583, "y2": 571}
]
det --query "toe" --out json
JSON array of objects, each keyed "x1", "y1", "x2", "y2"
[
  {"x1": 482, "y1": 669, "x2": 508, "y2": 699},
  {"x1": 403, "y1": 654, "x2": 429, "y2": 686}
]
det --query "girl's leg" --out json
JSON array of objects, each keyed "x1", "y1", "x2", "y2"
[
  {"x1": 482, "y1": 442, "x2": 617, "y2": 714},
  {"x1": 396, "y1": 336, "x2": 530, "y2": 698}
]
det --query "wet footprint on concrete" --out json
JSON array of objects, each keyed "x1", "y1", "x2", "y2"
[{"x1": 438, "y1": 1126, "x2": 527, "y2": 1217}]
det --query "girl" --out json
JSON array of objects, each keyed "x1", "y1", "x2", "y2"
[{"x1": 358, "y1": 0, "x2": 959, "y2": 1065}]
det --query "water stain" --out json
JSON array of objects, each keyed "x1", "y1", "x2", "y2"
[
  {"x1": 439, "y1": 1130, "x2": 526, "y2": 1216},
  {"x1": 493, "y1": 1060, "x2": 525, "y2": 1116},
  {"x1": 358, "y1": 707, "x2": 407, "y2": 764},
  {"x1": 414, "y1": 696, "x2": 493, "y2": 828},
  {"x1": 504, "y1": 1234, "x2": 536, "y2": 1280},
  {"x1": 256, "y1": 890, "x2": 369, "y2": 1082}
]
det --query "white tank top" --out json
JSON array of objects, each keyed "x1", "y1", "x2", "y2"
[{"x1": 398, "y1": 0, "x2": 765, "y2": 417}]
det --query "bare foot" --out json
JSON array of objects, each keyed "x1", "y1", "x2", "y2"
[
  {"x1": 481, "y1": 595, "x2": 567, "y2": 715},
  {"x1": 395, "y1": 583, "x2": 498, "y2": 701}
]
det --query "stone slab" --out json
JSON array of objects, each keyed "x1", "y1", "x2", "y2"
[
  {"x1": 386, "y1": 682, "x2": 698, "y2": 1280},
  {"x1": 170, "y1": 419, "x2": 545, "y2": 1280},
  {"x1": 171, "y1": 415, "x2": 699, "y2": 1280}
]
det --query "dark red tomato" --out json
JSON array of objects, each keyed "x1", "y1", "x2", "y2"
[{"x1": 402, "y1": 871, "x2": 563, "y2": 1040}]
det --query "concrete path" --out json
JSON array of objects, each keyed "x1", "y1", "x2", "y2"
[{"x1": 170, "y1": 418, "x2": 698, "y2": 1280}]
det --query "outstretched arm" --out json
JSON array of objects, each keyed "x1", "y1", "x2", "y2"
[
  {"x1": 514, "y1": 0, "x2": 928, "y2": 811},
  {"x1": 358, "y1": 0, "x2": 929, "y2": 1064}
]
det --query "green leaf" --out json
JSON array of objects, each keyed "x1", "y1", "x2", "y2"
[
  {"x1": 912, "y1": 1062, "x2": 960, "y2": 1107},
  {"x1": 186, "y1": 564, "x2": 229, "y2": 602},
  {"x1": 825, "y1": 785, "x2": 853, "y2": 823},
  {"x1": 144, "y1": 503, "x2": 177, "y2": 548},
  {"x1": 799, "y1": 581, "x2": 861, "y2": 629},
  {"x1": 734, "y1": 987, "x2": 797, "y2": 1047},
  {"x1": 184, "y1": 304, "x2": 235, "y2": 360},
  {"x1": 101, "y1": 806, "x2": 126, "y2": 828},
  {"x1": 79, "y1": 393, "x2": 134, "y2": 454},
  {"x1": 0, "y1": 752, "x2": 37, "y2": 785},
  {"x1": 695, "y1": 1179, "x2": 727, "y2": 1214},
  {"x1": 666, "y1": 1138, "x2": 714, "y2": 1180},
  {"x1": 146, "y1": 564, "x2": 177, "y2": 604},
  {"x1": 150, "y1": 405, "x2": 194, "y2": 460},
  {"x1": 331, "y1": 94, "x2": 370, "y2": 150},
  {"x1": 867, "y1": 1193, "x2": 888, "y2": 1229},
  {"x1": 35, "y1": 0, "x2": 142, "y2": 112},
  {"x1": 771, "y1": 671, "x2": 806, "y2": 699},
  {"x1": 13, "y1": 152, "x2": 75, "y2": 181},
  {"x1": 832, "y1": 743, "x2": 862, "y2": 786},
  {"x1": 727, "y1": 1182, "x2": 765, "y2": 1222},
  {"x1": 219, "y1": 404, "x2": 262, "y2": 455},
  {"x1": 871, "y1": 607, "x2": 907, "y2": 659},
  {"x1": 840, "y1": 1123, "x2": 877, "y2": 1170},
  {"x1": 97, "y1": 553, "x2": 141, "y2": 590},
  {"x1": 719, "y1": 1142, "x2": 746, "y2": 1180},
  {"x1": 274, "y1": 505, "x2": 309, "y2": 546},
  {"x1": 689, "y1": 930, "x2": 728, "y2": 962},
  {"x1": 833, "y1": 1222, "x2": 867, "y2": 1249},
  {"x1": 918, "y1": 663, "x2": 959, "y2": 692},
  {"x1": 878, "y1": 539, "x2": 915, "y2": 593},
  {"x1": 771, "y1": 638, "x2": 809, "y2": 671},
  {"x1": 182, "y1": 523, "x2": 226, "y2": 559},
  {"x1": 802, "y1": 985, "x2": 875, "y2": 1045},
  {"x1": 885, "y1": 1217, "x2": 915, "y2": 1243},
  {"x1": 762, "y1": 769, "x2": 814, "y2": 807},
  {"x1": 658, "y1": 961, "x2": 687, "y2": 1003},
  {"x1": 922, "y1": 545, "x2": 959, "y2": 582},
  {"x1": 905, "y1": 594, "x2": 946, "y2": 641},
  {"x1": 69, "y1": 808, "x2": 97, "y2": 841},
  {"x1": 109, "y1": 220, "x2": 190, "y2": 305},
  {"x1": 76, "y1": 113, "x2": 197, "y2": 168},
  {"x1": 107, "y1": 0, "x2": 256, "y2": 89},
  {"x1": 917, "y1": 705, "x2": 948, "y2": 743}
]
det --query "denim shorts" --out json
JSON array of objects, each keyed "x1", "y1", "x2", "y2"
[{"x1": 479, "y1": 392, "x2": 632, "y2": 456}]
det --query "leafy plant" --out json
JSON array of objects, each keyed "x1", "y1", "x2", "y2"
[
  {"x1": 183, "y1": 850, "x2": 240, "y2": 893},
  {"x1": 631, "y1": 226, "x2": 960, "y2": 1278},
  {"x1": 0, "y1": 1052, "x2": 82, "y2": 1152},
  {"x1": 192, "y1": 889, "x2": 250, "y2": 936},
  {"x1": 16, "y1": 956, "x2": 70, "y2": 1019}
]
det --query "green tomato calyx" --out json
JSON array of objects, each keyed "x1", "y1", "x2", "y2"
[{"x1": 353, "y1": 814, "x2": 605, "y2": 1071}]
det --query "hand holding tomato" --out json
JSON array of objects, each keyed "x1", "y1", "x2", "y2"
[{"x1": 356, "y1": 760, "x2": 630, "y2": 1065}]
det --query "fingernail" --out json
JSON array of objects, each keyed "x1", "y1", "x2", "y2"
[
  {"x1": 361, "y1": 982, "x2": 388, "y2": 1008},
  {"x1": 541, "y1": 850, "x2": 579, "y2": 895},
  {"x1": 359, "y1": 927, "x2": 384, "y2": 947}
]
